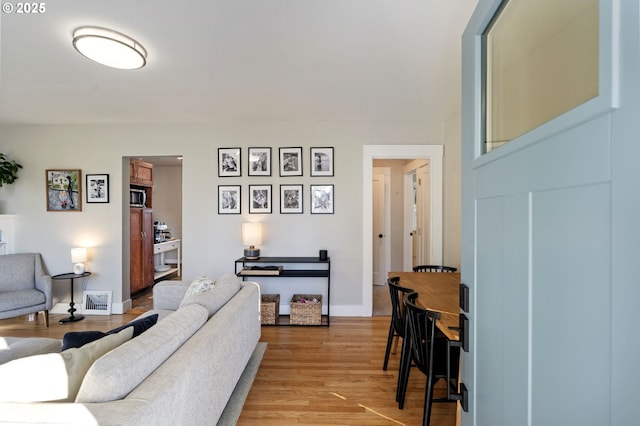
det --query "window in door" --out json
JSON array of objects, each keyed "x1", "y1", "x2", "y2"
[{"x1": 483, "y1": 0, "x2": 599, "y2": 153}]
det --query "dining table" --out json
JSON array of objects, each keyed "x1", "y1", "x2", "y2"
[{"x1": 388, "y1": 271, "x2": 460, "y2": 342}]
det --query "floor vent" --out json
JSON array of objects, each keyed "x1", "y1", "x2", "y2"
[{"x1": 82, "y1": 291, "x2": 112, "y2": 315}]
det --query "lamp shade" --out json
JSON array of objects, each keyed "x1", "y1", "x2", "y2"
[
  {"x1": 71, "y1": 247, "x2": 87, "y2": 263},
  {"x1": 242, "y1": 222, "x2": 262, "y2": 246}
]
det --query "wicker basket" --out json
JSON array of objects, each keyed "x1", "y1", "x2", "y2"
[
  {"x1": 261, "y1": 294, "x2": 280, "y2": 325},
  {"x1": 289, "y1": 294, "x2": 322, "y2": 325}
]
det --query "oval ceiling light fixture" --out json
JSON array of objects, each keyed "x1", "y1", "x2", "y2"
[{"x1": 73, "y1": 26, "x2": 147, "y2": 70}]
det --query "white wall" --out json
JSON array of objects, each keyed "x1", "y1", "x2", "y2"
[{"x1": 0, "y1": 119, "x2": 462, "y2": 315}]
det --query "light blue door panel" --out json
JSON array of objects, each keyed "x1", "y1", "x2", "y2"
[{"x1": 531, "y1": 183, "x2": 611, "y2": 426}]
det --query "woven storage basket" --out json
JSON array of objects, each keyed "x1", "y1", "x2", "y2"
[
  {"x1": 289, "y1": 294, "x2": 322, "y2": 325},
  {"x1": 261, "y1": 294, "x2": 280, "y2": 325}
]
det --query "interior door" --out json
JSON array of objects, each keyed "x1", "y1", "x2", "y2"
[
  {"x1": 415, "y1": 164, "x2": 430, "y2": 265},
  {"x1": 372, "y1": 170, "x2": 389, "y2": 285},
  {"x1": 461, "y1": 2, "x2": 627, "y2": 425}
]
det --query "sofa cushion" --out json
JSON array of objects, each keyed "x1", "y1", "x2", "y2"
[
  {"x1": 0, "y1": 289, "x2": 45, "y2": 312},
  {"x1": 0, "y1": 327, "x2": 133, "y2": 402},
  {"x1": 61, "y1": 314, "x2": 159, "y2": 350},
  {"x1": 185, "y1": 274, "x2": 215, "y2": 295},
  {"x1": 0, "y1": 337, "x2": 61, "y2": 365},
  {"x1": 76, "y1": 303, "x2": 208, "y2": 403},
  {"x1": 179, "y1": 272, "x2": 241, "y2": 318}
]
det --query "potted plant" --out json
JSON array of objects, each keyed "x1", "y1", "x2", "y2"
[{"x1": 0, "y1": 153, "x2": 22, "y2": 187}]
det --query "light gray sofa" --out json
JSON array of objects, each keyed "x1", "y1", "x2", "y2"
[
  {"x1": 0, "y1": 253, "x2": 52, "y2": 327},
  {"x1": 0, "y1": 278, "x2": 261, "y2": 425}
]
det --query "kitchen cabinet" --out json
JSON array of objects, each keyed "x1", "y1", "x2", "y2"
[
  {"x1": 154, "y1": 239, "x2": 181, "y2": 280},
  {"x1": 130, "y1": 208, "x2": 154, "y2": 293},
  {"x1": 130, "y1": 159, "x2": 153, "y2": 187}
]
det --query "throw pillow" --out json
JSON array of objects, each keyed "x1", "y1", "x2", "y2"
[
  {"x1": 185, "y1": 274, "x2": 215, "y2": 296},
  {"x1": 0, "y1": 326, "x2": 133, "y2": 402},
  {"x1": 179, "y1": 272, "x2": 241, "y2": 317},
  {"x1": 61, "y1": 314, "x2": 159, "y2": 350}
]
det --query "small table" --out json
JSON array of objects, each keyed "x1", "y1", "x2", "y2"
[{"x1": 52, "y1": 272, "x2": 91, "y2": 324}]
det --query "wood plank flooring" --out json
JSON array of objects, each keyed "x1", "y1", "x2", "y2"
[{"x1": 0, "y1": 295, "x2": 456, "y2": 425}]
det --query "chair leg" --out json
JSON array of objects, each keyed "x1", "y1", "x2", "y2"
[
  {"x1": 382, "y1": 321, "x2": 395, "y2": 371},
  {"x1": 43, "y1": 310, "x2": 49, "y2": 327},
  {"x1": 391, "y1": 335, "x2": 400, "y2": 354},
  {"x1": 423, "y1": 369, "x2": 435, "y2": 426},
  {"x1": 396, "y1": 337, "x2": 412, "y2": 408}
]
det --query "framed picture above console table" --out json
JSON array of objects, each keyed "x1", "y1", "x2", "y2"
[{"x1": 234, "y1": 256, "x2": 331, "y2": 326}]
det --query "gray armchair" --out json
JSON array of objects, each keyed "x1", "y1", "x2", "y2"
[{"x1": 0, "y1": 253, "x2": 52, "y2": 327}]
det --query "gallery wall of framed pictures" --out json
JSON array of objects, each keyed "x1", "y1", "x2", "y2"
[{"x1": 217, "y1": 147, "x2": 335, "y2": 215}]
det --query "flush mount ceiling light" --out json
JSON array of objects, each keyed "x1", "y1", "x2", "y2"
[{"x1": 72, "y1": 26, "x2": 147, "y2": 70}]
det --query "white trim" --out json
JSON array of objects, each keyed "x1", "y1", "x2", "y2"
[{"x1": 362, "y1": 145, "x2": 444, "y2": 316}]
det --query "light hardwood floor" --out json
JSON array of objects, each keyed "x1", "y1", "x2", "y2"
[{"x1": 0, "y1": 302, "x2": 456, "y2": 425}]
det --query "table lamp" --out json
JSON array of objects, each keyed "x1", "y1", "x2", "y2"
[
  {"x1": 71, "y1": 247, "x2": 87, "y2": 274},
  {"x1": 242, "y1": 222, "x2": 262, "y2": 259}
]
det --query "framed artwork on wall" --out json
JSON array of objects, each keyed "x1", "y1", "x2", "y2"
[
  {"x1": 46, "y1": 169, "x2": 82, "y2": 211},
  {"x1": 249, "y1": 184, "x2": 272, "y2": 214},
  {"x1": 279, "y1": 147, "x2": 303, "y2": 176},
  {"x1": 86, "y1": 174, "x2": 109, "y2": 203},
  {"x1": 310, "y1": 184, "x2": 334, "y2": 214},
  {"x1": 218, "y1": 185, "x2": 241, "y2": 214},
  {"x1": 248, "y1": 147, "x2": 271, "y2": 176},
  {"x1": 280, "y1": 184, "x2": 303, "y2": 214},
  {"x1": 310, "y1": 147, "x2": 334, "y2": 177},
  {"x1": 218, "y1": 148, "x2": 241, "y2": 177}
]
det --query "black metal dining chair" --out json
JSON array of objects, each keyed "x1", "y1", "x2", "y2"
[
  {"x1": 412, "y1": 265, "x2": 457, "y2": 273},
  {"x1": 382, "y1": 276, "x2": 414, "y2": 371},
  {"x1": 397, "y1": 292, "x2": 458, "y2": 426}
]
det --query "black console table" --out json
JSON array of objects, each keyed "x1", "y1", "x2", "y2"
[
  {"x1": 52, "y1": 271, "x2": 91, "y2": 324},
  {"x1": 235, "y1": 256, "x2": 331, "y2": 326}
]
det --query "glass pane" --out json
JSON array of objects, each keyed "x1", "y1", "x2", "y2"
[{"x1": 484, "y1": 0, "x2": 599, "y2": 153}]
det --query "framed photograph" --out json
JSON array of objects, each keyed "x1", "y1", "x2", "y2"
[
  {"x1": 248, "y1": 147, "x2": 271, "y2": 176},
  {"x1": 218, "y1": 185, "x2": 241, "y2": 214},
  {"x1": 249, "y1": 184, "x2": 272, "y2": 214},
  {"x1": 280, "y1": 184, "x2": 303, "y2": 214},
  {"x1": 310, "y1": 184, "x2": 334, "y2": 214},
  {"x1": 218, "y1": 148, "x2": 241, "y2": 177},
  {"x1": 46, "y1": 169, "x2": 82, "y2": 211},
  {"x1": 310, "y1": 147, "x2": 334, "y2": 177},
  {"x1": 86, "y1": 174, "x2": 109, "y2": 203},
  {"x1": 279, "y1": 147, "x2": 303, "y2": 177}
]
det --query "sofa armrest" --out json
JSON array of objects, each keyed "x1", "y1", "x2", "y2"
[
  {"x1": 35, "y1": 275, "x2": 53, "y2": 310},
  {"x1": 152, "y1": 280, "x2": 190, "y2": 310}
]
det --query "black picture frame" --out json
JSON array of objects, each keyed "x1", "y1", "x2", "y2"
[
  {"x1": 280, "y1": 184, "x2": 303, "y2": 214},
  {"x1": 218, "y1": 185, "x2": 241, "y2": 214},
  {"x1": 218, "y1": 148, "x2": 241, "y2": 177},
  {"x1": 248, "y1": 147, "x2": 271, "y2": 176},
  {"x1": 86, "y1": 174, "x2": 109, "y2": 203},
  {"x1": 310, "y1": 184, "x2": 334, "y2": 214},
  {"x1": 279, "y1": 147, "x2": 303, "y2": 177},
  {"x1": 249, "y1": 184, "x2": 272, "y2": 214},
  {"x1": 310, "y1": 147, "x2": 334, "y2": 177}
]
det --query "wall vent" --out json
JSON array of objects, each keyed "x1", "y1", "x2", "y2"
[{"x1": 82, "y1": 291, "x2": 112, "y2": 315}]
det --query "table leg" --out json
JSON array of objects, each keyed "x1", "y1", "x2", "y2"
[{"x1": 59, "y1": 278, "x2": 85, "y2": 324}]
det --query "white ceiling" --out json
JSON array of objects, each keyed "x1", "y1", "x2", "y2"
[{"x1": 0, "y1": 0, "x2": 477, "y2": 125}]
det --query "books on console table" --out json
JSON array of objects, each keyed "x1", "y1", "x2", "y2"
[{"x1": 239, "y1": 266, "x2": 283, "y2": 276}]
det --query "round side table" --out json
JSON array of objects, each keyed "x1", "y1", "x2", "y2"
[{"x1": 52, "y1": 272, "x2": 91, "y2": 324}]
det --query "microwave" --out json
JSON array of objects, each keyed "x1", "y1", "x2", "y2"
[{"x1": 130, "y1": 188, "x2": 147, "y2": 207}]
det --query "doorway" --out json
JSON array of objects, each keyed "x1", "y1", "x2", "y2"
[{"x1": 362, "y1": 145, "x2": 443, "y2": 316}]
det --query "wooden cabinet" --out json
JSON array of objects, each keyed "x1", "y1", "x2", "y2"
[
  {"x1": 130, "y1": 208, "x2": 154, "y2": 293},
  {"x1": 130, "y1": 159, "x2": 153, "y2": 187}
]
